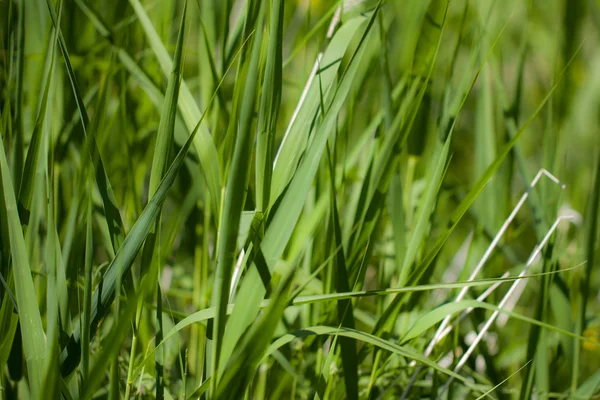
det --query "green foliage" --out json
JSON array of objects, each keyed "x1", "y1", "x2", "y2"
[{"x1": 0, "y1": 0, "x2": 599, "y2": 398}]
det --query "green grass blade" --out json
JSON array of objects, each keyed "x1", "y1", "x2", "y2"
[
  {"x1": 570, "y1": 369, "x2": 600, "y2": 399},
  {"x1": 17, "y1": 0, "x2": 60, "y2": 224},
  {"x1": 326, "y1": 145, "x2": 358, "y2": 400},
  {"x1": 573, "y1": 146, "x2": 600, "y2": 391},
  {"x1": 129, "y1": 0, "x2": 222, "y2": 215},
  {"x1": 270, "y1": 15, "x2": 368, "y2": 202},
  {"x1": 211, "y1": 2, "x2": 265, "y2": 388},
  {"x1": 145, "y1": 3, "x2": 189, "y2": 397},
  {"x1": 215, "y1": 268, "x2": 296, "y2": 399},
  {"x1": 0, "y1": 132, "x2": 46, "y2": 400},
  {"x1": 220, "y1": 9, "x2": 376, "y2": 373},
  {"x1": 59, "y1": 105, "x2": 205, "y2": 378},
  {"x1": 398, "y1": 132, "x2": 452, "y2": 287},
  {"x1": 45, "y1": 0, "x2": 126, "y2": 252},
  {"x1": 255, "y1": 0, "x2": 284, "y2": 212},
  {"x1": 264, "y1": 325, "x2": 485, "y2": 395}
]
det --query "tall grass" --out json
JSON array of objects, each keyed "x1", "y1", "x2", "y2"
[{"x1": 1, "y1": 0, "x2": 600, "y2": 398}]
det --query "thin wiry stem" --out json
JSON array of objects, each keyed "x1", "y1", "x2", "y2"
[
  {"x1": 401, "y1": 169, "x2": 565, "y2": 399},
  {"x1": 427, "y1": 169, "x2": 564, "y2": 356},
  {"x1": 273, "y1": 1, "x2": 344, "y2": 168},
  {"x1": 439, "y1": 215, "x2": 575, "y2": 395}
]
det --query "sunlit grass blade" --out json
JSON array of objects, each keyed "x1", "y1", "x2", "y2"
[
  {"x1": 220, "y1": 8, "x2": 378, "y2": 375},
  {"x1": 211, "y1": 2, "x2": 265, "y2": 389},
  {"x1": 215, "y1": 268, "x2": 296, "y2": 399},
  {"x1": 255, "y1": 0, "x2": 284, "y2": 212},
  {"x1": 270, "y1": 15, "x2": 368, "y2": 202},
  {"x1": 0, "y1": 130, "x2": 46, "y2": 400}
]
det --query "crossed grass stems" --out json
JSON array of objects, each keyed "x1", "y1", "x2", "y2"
[{"x1": 396, "y1": 168, "x2": 574, "y2": 398}]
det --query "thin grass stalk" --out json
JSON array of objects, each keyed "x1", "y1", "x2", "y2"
[
  {"x1": 440, "y1": 215, "x2": 576, "y2": 394},
  {"x1": 11, "y1": 0, "x2": 25, "y2": 191},
  {"x1": 81, "y1": 175, "x2": 93, "y2": 381},
  {"x1": 572, "y1": 148, "x2": 600, "y2": 392}
]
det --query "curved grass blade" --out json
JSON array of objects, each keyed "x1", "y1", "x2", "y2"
[
  {"x1": 263, "y1": 325, "x2": 484, "y2": 395},
  {"x1": 130, "y1": 264, "x2": 584, "y2": 381}
]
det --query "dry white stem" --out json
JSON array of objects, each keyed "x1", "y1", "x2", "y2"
[
  {"x1": 440, "y1": 215, "x2": 575, "y2": 395},
  {"x1": 229, "y1": 248, "x2": 246, "y2": 302},
  {"x1": 273, "y1": 53, "x2": 322, "y2": 168},
  {"x1": 401, "y1": 169, "x2": 566, "y2": 399}
]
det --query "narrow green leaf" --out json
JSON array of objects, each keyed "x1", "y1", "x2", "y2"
[
  {"x1": 215, "y1": 268, "x2": 296, "y2": 399},
  {"x1": 129, "y1": 0, "x2": 222, "y2": 214},
  {"x1": 255, "y1": 0, "x2": 284, "y2": 212},
  {"x1": 212, "y1": 2, "x2": 265, "y2": 387},
  {"x1": 220, "y1": 10, "x2": 376, "y2": 372},
  {"x1": 326, "y1": 145, "x2": 358, "y2": 400},
  {"x1": 17, "y1": 0, "x2": 60, "y2": 223},
  {"x1": 0, "y1": 131, "x2": 46, "y2": 399},
  {"x1": 60, "y1": 104, "x2": 204, "y2": 378},
  {"x1": 45, "y1": 0, "x2": 126, "y2": 252}
]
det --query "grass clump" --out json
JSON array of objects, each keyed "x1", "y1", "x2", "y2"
[{"x1": 1, "y1": 0, "x2": 600, "y2": 398}]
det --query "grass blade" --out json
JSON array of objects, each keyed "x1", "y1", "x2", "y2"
[{"x1": 0, "y1": 130, "x2": 46, "y2": 399}]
